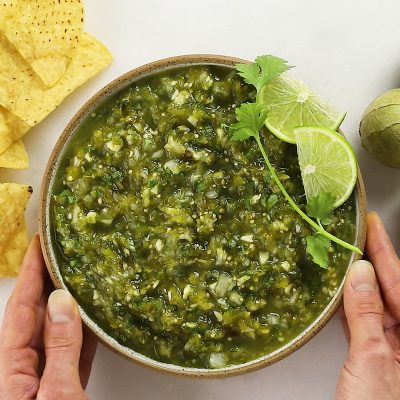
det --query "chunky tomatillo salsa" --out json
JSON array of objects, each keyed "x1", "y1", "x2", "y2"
[{"x1": 53, "y1": 65, "x2": 356, "y2": 368}]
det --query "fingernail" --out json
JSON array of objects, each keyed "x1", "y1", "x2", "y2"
[
  {"x1": 48, "y1": 290, "x2": 76, "y2": 323},
  {"x1": 368, "y1": 211, "x2": 381, "y2": 223},
  {"x1": 350, "y1": 260, "x2": 377, "y2": 291}
]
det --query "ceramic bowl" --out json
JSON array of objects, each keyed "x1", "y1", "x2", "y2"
[{"x1": 39, "y1": 54, "x2": 367, "y2": 377}]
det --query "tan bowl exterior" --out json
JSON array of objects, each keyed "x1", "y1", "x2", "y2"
[{"x1": 39, "y1": 54, "x2": 367, "y2": 378}]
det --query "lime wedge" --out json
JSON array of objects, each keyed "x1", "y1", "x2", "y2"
[
  {"x1": 258, "y1": 74, "x2": 345, "y2": 143},
  {"x1": 294, "y1": 126, "x2": 357, "y2": 207}
]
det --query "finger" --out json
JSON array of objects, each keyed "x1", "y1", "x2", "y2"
[
  {"x1": 79, "y1": 327, "x2": 97, "y2": 389},
  {"x1": 384, "y1": 326, "x2": 400, "y2": 352},
  {"x1": 382, "y1": 310, "x2": 400, "y2": 352},
  {"x1": 30, "y1": 272, "x2": 54, "y2": 351},
  {"x1": 30, "y1": 273, "x2": 54, "y2": 378},
  {"x1": 343, "y1": 260, "x2": 390, "y2": 357},
  {"x1": 366, "y1": 212, "x2": 400, "y2": 320},
  {"x1": 338, "y1": 303, "x2": 350, "y2": 343},
  {"x1": 1, "y1": 235, "x2": 46, "y2": 350},
  {"x1": 40, "y1": 290, "x2": 85, "y2": 397}
]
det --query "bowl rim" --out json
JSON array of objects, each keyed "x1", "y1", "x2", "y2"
[{"x1": 39, "y1": 53, "x2": 367, "y2": 378}]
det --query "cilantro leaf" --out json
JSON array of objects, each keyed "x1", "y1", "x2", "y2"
[
  {"x1": 306, "y1": 233, "x2": 331, "y2": 269},
  {"x1": 236, "y1": 55, "x2": 293, "y2": 92},
  {"x1": 230, "y1": 128, "x2": 254, "y2": 142},
  {"x1": 306, "y1": 191, "x2": 336, "y2": 225},
  {"x1": 230, "y1": 103, "x2": 267, "y2": 141},
  {"x1": 235, "y1": 63, "x2": 261, "y2": 90},
  {"x1": 256, "y1": 55, "x2": 293, "y2": 86},
  {"x1": 264, "y1": 194, "x2": 278, "y2": 209}
]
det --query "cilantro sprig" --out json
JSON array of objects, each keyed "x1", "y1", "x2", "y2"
[
  {"x1": 230, "y1": 55, "x2": 362, "y2": 269},
  {"x1": 236, "y1": 55, "x2": 293, "y2": 92}
]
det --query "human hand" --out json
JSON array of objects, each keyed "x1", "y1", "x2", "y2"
[
  {"x1": 336, "y1": 213, "x2": 400, "y2": 400},
  {"x1": 0, "y1": 235, "x2": 97, "y2": 400}
]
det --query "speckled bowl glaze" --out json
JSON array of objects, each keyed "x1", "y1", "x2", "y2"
[{"x1": 39, "y1": 54, "x2": 367, "y2": 378}]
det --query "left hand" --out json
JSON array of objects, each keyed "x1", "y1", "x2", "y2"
[{"x1": 0, "y1": 235, "x2": 97, "y2": 400}]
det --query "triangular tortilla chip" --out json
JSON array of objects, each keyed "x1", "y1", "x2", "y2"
[
  {"x1": 0, "y1": 140, "x2": 29, "y2": 169},
  {"x1": 0, "y1": 183, "x2": 32, "y2": 253},
  {"x1": 0, "y1": 106, "x2": 29, "y2": 153},
  {"x1": 0, "y1": 32, "x2": 112, "y2": 126},
  {"x1": 0, "y1": 0, "x2": 84, "y2": 87},
  {"x1": 0, "y1": 220, "x2": 28, "y2": 277}
]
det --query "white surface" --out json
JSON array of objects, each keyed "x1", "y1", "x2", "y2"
[{"x1": 1, "y1": 0, "x2": 400, "y2": 399}]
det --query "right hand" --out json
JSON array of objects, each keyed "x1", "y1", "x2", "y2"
[{"x1": 336, "y1": 213, "x2": 400, "y2": 399}]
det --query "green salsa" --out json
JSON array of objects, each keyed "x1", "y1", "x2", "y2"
[{"x1": 52, "y1": 65, "x2": 356, "y2": 369}]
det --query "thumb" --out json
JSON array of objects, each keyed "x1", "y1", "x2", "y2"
[
  {"x1": 344, "y1": 260, "x2": 387, "y2": 355},
  {"x1": 39, "y1": 289, "x2": 86, "y2": 399}
]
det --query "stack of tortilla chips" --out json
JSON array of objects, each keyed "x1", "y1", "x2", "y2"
[{"x1": 0, "y1": 0, "x2": 112, "y2": 276}]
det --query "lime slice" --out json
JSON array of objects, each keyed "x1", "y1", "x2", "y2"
[
  {"x1": 294, "y1": 126, "x2": 357, "y2": 207},
  {"x1": 258, "y1": 74, "x2": 345, "y2": 143}
]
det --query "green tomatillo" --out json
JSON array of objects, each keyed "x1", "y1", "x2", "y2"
[{"x1": 359, "y1": 88, "x2": 400, "y2": 168}]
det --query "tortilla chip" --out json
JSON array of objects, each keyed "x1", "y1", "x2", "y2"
[
  {"x1": 0, "y1": 183, "x2": 32, "y2": 254},
  {"x1": 0, "y1": 105, "x2": 30, "y2": 153},
  {"x1": 0, "y1": 220, "x2": 28, "y2": 277},
  {"x1": 0, "y1": 32, "x2": 112, "y2": 126},
  {"x1": 0, "y1": 140, "x2": 28, "y2": 169},
  {"x1": 0, "y1": 0, "x2": 84, "y2": 87}
]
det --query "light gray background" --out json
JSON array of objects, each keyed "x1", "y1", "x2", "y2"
[{"x1": 1, "y1": 1, "x2": 400, "y2": 399}]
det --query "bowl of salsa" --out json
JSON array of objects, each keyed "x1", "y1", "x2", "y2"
[{"x1": 39, "y1": 55, "x2": 367, "y2": 377}]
